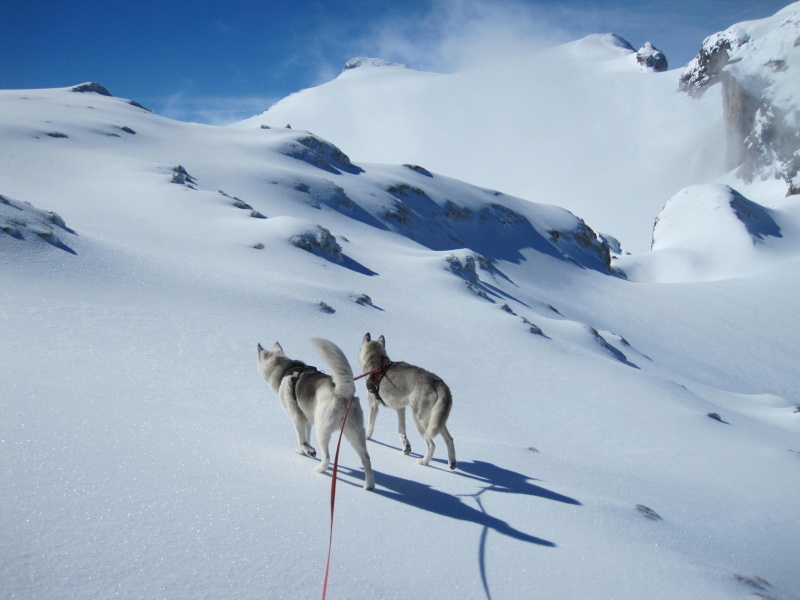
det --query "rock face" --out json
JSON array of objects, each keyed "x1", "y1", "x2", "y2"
[
  {"x1": 71, "y1": 82, "x2": 112, "y2": 96},
  {"x1": 636, "y1": 42, "x2": 668, "y2": 72},
  {"x1": 678, "y1": 4, "x2": 800, "y2": 195}
]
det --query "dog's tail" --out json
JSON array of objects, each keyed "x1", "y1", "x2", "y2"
[
  {"x1": 425, "y1": 378, "x2": 453, "y2": 438},
  {"x1": 311, "y1": 337, "x2": 356, "y2": 399}
]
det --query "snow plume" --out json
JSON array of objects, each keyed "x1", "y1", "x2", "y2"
[{"x1": 348, "y1": 0, "x2": 578, "y2": 73}]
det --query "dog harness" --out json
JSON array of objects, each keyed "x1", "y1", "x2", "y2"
[
  {"x1": 280, "y1": 362, "x2": 319, "y2": 399},
  {"x1": 366, "y1": 359, "x2": 393, "y2": 405}
]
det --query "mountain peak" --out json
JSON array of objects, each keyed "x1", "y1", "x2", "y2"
[{"x1": 636, "y1": 42, "x2": 668, "y2": 72}]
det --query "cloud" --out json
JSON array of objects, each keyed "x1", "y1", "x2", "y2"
[
  {"x1": 335, "y1": 0, "x2": 598, "y2": 74},
  {"x1": 155, "y1": 91, "x2": 277, "y2": 125},
  {"x1": 307, "y1": 0, "x2": 715, "y2": 76}
]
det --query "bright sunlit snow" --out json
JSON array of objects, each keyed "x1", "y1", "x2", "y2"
[{"x1": 2, "y1": 7, "x2": 800, "y2": 600}]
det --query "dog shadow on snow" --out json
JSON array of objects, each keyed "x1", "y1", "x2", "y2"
[
  {"x1": 338, "y1": 444, "x2": 580, "y2": 549},
  {"x1": 335, "y1": 443, "x2": 581, "y2": 600}
]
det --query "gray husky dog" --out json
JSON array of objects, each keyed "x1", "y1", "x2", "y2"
[
  {"x1": 257, "y1": 337, "x2": 374, "y2": 490},
  {"x1": 359, "y1": 333, "x2": 456, "y2": 470}
]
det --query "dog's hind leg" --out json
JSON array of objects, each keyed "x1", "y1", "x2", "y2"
[
  {"x1": 396, "y1": 408, "x2": 411, "y2": 455},
  {"x1": 344, "y1": 417, "x2": 375, "y2": 491},
  {"x1": 314, "y1": 421, "x2": 333, "y2": 474},
  {"x1": 292, "y1": 415, "x2": 316, "y2": 458},
  {"x1": 418, "y1": 438, "x2": 436, "y2": 466},
  {"x1": 441, "y1": 425, "x2": 457, "y2": 470},
  {"x1": 412, "y1": 411, "x2": 436, "y2": 466}
]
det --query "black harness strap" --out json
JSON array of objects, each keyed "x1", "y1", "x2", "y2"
[
  {"x1": 366, "y1": 359, "x2": 393, "y2": 405},
  {"x1": 280, "y1": 362, "x2": 319, "y2": 399}
]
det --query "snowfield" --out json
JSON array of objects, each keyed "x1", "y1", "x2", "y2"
[{"x1": 2, "y1": 10, "x2": 800, "y2": 600}]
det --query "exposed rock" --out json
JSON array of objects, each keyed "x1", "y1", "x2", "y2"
[
  {"x1": 679, "y1": 6, "x2": 800, "y2": 194},
  {"x1": 290, "y1": 225, "x2": 342, "y2": 261},
  {"x1": 678, "y1": 27, "x2": 749, "y2": 95},
  {"x1": 636, "y1": 42, "x2": 668, "y2": 72},
  {"x1": 279, "y1": 133, "x2": 362, "y2": 174},
  {"x1": 636, "y1": 505, "x2": 663, "y2": 521},
  {"x1": 170, "y1": 165, "x2": 197, "y2": 186},
  {"x1": 403, "y1": 164, "x2": 433, "y2": 177},
  {"x1": 0, "y1": 193, "x2": 75, "y2": 253},
  {"x1": 128, "y1": 99, "x2": 152, "y2": 112},
  {"x1": 71, "y1": 82, "x2": 112, "y2": 96}
]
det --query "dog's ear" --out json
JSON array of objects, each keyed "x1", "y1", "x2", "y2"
[
  {"x1": 378, "y1": 335, "x2": 386, "y2": 348},
  {"x1": 363, "y1": 332, "x2": 371, "y2": 344},
  {"x1": 273, "y1": 341, "x2": 284, "y2": 354},
  {"x1": 257, "y1": 343, "x2": 264, "y2": 354}
]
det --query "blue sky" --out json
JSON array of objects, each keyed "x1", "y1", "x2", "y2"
[{"x1": 2, "y1": 0, "x2": 791, "y2": 124}]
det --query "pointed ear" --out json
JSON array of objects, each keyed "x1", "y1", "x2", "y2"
[
  {"x1": 363, "y1": 332, "x2": 371, "y2": 344},
  {"x1": 257, "y1": 343, "x2": 264, "y2": 353},
  {"x1": 378, "y1": 335, "x2": 385, "y2": 348},
  {"x1": 273, "y1": 341, "x2": 283, "y2": 354}
]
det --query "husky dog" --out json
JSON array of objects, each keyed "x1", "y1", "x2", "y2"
[
  {"x1": 359, "y1": 333, "x2": 456, "y2": 470},
  {"x1": 257, "y1": 338, "x2": 374, "y2": 490}
]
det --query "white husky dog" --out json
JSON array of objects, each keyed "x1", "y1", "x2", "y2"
[
  {"x1": 257, "y1": 337, "x2": 374, "y2": 490},
  {"x1": 358, "y1": 333, "x2": 456, "y2": 470}
]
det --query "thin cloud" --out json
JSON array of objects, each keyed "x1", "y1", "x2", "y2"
[
  {"x1": 338, "y1": 0, "x2": 588, "y2": 73},
  {"x1": 155, "y1": 92, "x2": 277, "y2": 125}
]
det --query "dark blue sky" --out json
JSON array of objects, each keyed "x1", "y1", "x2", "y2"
[{"x1": 2, "y1": 0, "x2": 791, "y2": 123}]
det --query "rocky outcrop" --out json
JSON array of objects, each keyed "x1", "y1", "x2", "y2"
[
  {"x1": 0, "y1": 193, "x2": 76, "y2": 253},
  {"x1": 636, "y1": 42, "x2": 668, "y2": 72},
  {"x1": 678, "y1": 6, "x2": 800, "y2": 195},
  {"x1": 279, "y1": 133, "x2": 363, "y2": 174},
  {"x1": 678, "y1": 28, "x2": 750, "y2": 95},
  {"x1": 290, "y1": 225, "x2": 343, "y2": 261},
  {"x1": 71, "y1": 82, "x2": 113, "y2": 96}
]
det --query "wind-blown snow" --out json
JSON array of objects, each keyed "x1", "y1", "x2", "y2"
[
  {"x1": 236, "y1": 35, "x2": 727, "y2": 254},
  {"x1": 2, "y1": 35, "x2": 800, "y2": 600}
]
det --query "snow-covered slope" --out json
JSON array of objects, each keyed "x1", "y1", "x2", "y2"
[
  {"x1": 617, "y1": 183, "x2": 800, "y2": 282},
  {"x1": 236, "y1": 34, "x2": 727, "y2": 254},
  {"x1": 2, "y1": 52, "x2": 800, "y2": 600}
]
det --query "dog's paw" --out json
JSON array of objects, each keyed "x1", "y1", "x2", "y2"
[
  {"x1": 417, "y1": 457, "x2": 430, "y2": 466},
  {"x1": 402, "y1": 443, "x2": 412, "y2": 455},
  {"x1": 364, "y1": 482, "x2": 375, "y2": 491},
  {"x1": 315, "y1": 462, "x2": 329, "y2": 474},
  {"x1": 299, "y1": 444, "x2": 316, "y2": 458},
  {"x1": 449, "y1": 461, "x2": 457, "y2": 470}
]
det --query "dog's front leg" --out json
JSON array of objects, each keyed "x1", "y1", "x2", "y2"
[
  {"x1": 365, "y1": 394, "x2": 379, "y2": 440},
  {"x1": 396, "y1": 407, "x2": 411, "y2": 455}
]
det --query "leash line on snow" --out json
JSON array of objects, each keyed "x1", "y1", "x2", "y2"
[{"x1": 321, "y1": 394, "x2": 355, "y2": 600}]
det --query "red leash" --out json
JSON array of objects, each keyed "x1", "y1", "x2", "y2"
[
  {"x1": 322, "y1": 365, "x2": 386, "y2": 599},
  {"x1": 353, "y1": 363, "x2": 383, "y2": 381},
  {"x1": 321, "y1": 395, "x2": 355, "y2": 600}
]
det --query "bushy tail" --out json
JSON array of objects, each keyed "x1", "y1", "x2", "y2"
[{"x1": 311, "y1": 338, "x2": 355, "y2": 398}]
